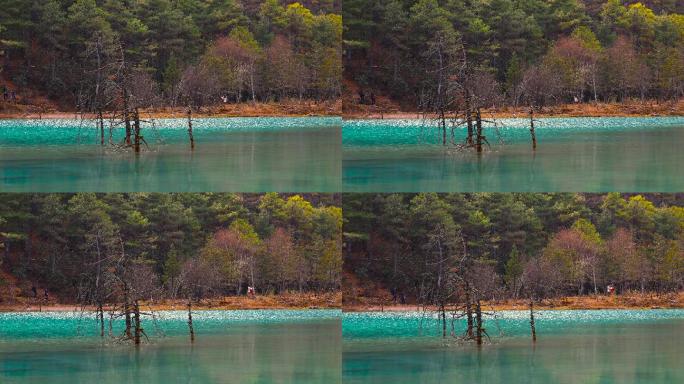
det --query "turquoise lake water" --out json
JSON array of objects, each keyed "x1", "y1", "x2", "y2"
[
  {"x1": 343, "y1": 310, "x2": 684, "y2": 383},
  {"x1": 0, "y1": 309, "x2": 341, "y2": 384},
  {"x1": 343, "y1": 117, "x2": 684, "y2": 192},
  {"x1": 0, "y1": 117, "x2": 341, "y2": 192}
]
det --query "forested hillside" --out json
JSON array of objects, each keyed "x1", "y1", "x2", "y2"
[
  {"x1": 0, "y1": 0, "x2": 341, "y2": 110},
  {"x1": 344, "y1": 193, "x2": 684, "y2": 304},
  {"x1": 0, "y1": 193, "x2": 341, "y2": 303},
  {"x1": 344, "y1": 0, "x2": 684, "y2": 110}
]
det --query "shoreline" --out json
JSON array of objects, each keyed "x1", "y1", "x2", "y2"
[
  {"x1": 0, "y1": 100, "x2": 342, "y2": 120},
  {"x1": 2, "y1": 100, "x2": 683, "y2": 120},
  {"x1": 0, "y1": 292, "x2": 342, "y2": 312},
  {"x1": 342, "y1": 100, "x2": 684, "y2": 120},
  {"x1": 343, "y1": 293, "x2": 684, "y2": 312}
]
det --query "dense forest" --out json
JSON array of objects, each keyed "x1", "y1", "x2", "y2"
[
  {"x1": 344, "y1": 193, "x2": 684, "y2": 307},
  {"x1": 0, "y1": 0, "x2": 341, "y2": 110},
  {"x1": 344, "y1": 0, "x2": 684, "y2": 109},
  {"x1": 0, "y1": 193, "x2": 342, "y2": 304}
]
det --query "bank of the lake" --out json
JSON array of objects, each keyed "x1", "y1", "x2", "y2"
[
  {"x1": 343, "y1": 292, "x2": 684, "y2": 312},
  {"x1": 0, "y1": 309, "x2": 341, "y2": 384},
  {"x1": 343, "y1": 100, "x2": 684, "y2": 119},
  {"x1": 0, "y1": 99, "x2": 342, "y2": 119},
  {"x1": 0, "y1": 292, "x2": 342, "y2": 312},
  {"x1": 343, "y1": 309, "x2": 684, "y2": 384},
  {"x1": 343, "y1": 116, "x2": 684, "y2": 192},
  {"x1": 0, "y1": 117, "x2": 341, "y2": 192}
]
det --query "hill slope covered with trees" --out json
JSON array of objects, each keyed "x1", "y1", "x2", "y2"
[
  {"x1": 0, "y1": 193, "x2": 341, "y2": 304},
  {"x1": 344, "y1": 193, "x2": 684, "y2": 306},
  {"x1": 0, "y1": 0, "x2": 341, "y2": 111},
  {"x1": 344, "y1": 0, "x2": 684, "y2": 111}
]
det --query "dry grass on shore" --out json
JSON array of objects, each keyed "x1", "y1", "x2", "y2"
[
  {"x1": 0, "y1": 291, "x2": 341, "y2": 312},
  {"x1": 344, "y1": 292, "x2": 684, "y2": 312},
  {"x1": 343, "y1": 99, "x2": 684, "y2": 119},
  {"x1": 0, "y1": 99, "x2": 341, "y2": 119}
]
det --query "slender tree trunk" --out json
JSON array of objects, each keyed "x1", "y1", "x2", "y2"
[
  {"x1": 123, "y1": 89, "x2": 131, "y2": 145},
  {"x1": 475, "y1": 299, "x2": 483, "y2": 346},
  {"x1": 108, "y1": 118, "x2": 114, "y2": 145},
  {"x1": 108, "y1": 310, "x2": 114, "y2": 338},
  {"x1": 440, "y1": 303, "x2": 446, "y2": 338},
  {"x1": 124, "y1": 284, "x2": 132, "y2": 339},
  {"x1": 98, "y1": 110, "x2": 105, "y2": 146},
  {"x1": 529, "y1": 299, "x2": 537, "y2": 343},
  {"x1": 475, "y1": 108, "x2": 483, "y2": 153},
  {"x1": 133, "y1": 108, "x2": 141, "y2": 153},
  {"x1": 95, "y1": 236, "x2": 104, "y2": 338},
  {"x1": 529, "y1": 107, "x2": 537, "y2": 150},
  {"x1": 187, "y1": 108, "x2": 195, "y2": 150},
  {"x1": 465, "y1": 91, "x2": 474, "y2": 145},
  {"x1": 440, "y1": 109, "x2": 447, "y2": 146},
  {"x1": 465, "y1": 286, "x2": 474, "y2": 338},
  {"x1": 250, "y1": 64, "x2": 256, "y2": 102},
  {"x1": 133, "y1": 300, "x2": 141, "y2": 346},
  {"x1": 98, "y1": 302, "x2": 104, "y2": 338},
  {"x1": 187, "y1": 299, "x2": 195, "y2": 343}
]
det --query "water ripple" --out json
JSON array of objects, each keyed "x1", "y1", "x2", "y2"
[
  {"x1": 343, "y1": 117, "x2": 684, "y2": 147},
  {"x1": 0, "y1": 117, "x2": 341, "y2": 146},
  {"x1": 343, "y1": 309, "x2": 684, "y2": 339}
]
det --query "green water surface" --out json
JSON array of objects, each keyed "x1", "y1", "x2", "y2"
[
  {"x1": 343, "y1": 117, "x2": 684, "y2": 192},
  {"x1": 343, "y1": 310, "x2": 684, "y2": 383},
  {"x1": 0, "y1": 310, "x2": 341, "y2": 384},
  {"x1": 0, "y1": 117, "x2": 341, "y2": 192}
]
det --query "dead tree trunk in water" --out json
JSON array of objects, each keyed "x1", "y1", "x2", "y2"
[
  {"x1": 440, "y1": 109, "x2": 447, "y2": 146},
  {"x1": 187, "y1": 108, "x2": 195, "y2": 150},
  {"x1": 465, "y1": 91, "x2": 474, "y2": 146},
  {"x1": 475, "y1": 108, "x2": 484, "y2": 153},
  {"x1": 475, "y1": 299, "x2": 483, "y2": 345},
  {"x1": 529, "y1": 299, "x2": 537, "y2": 342},
  {"x1": 133, "y1": 108, "x2": 141, "y2": 153},
  {"x1": 108, "y1": 310, "x2": 114, "y2": 337},
  {"x1": 98, "y1": 302, "x2": 105, "y2": 338},
  {"x1": 439, "y1": 303, "x2": 447, "y2": 338},
  {"x1": 187, "y1": 299, "x2": 195, "y2": 343},
  {"x1": 133, "y1": 300, "x2": 141, "y2": 345},
  {"x1": 123, "y1": 283, "x2": 132, "y2": 339},
  {"x1": 123, "y1": 89, "x2": 131, "y2": 145},
  {"x1": 98, "y1": 110, "x2": 105, "y2": 146},
  {"x1": 464, "y1": 285, "x2": 474, "y2": 338},
  {"x1": 529, "y1": 107, "x2": 537, "y2": 150}
]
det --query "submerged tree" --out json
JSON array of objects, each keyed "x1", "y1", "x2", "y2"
[
  {"x1": 178, "y1": 258, "x2": 222, "y2": 343},
  {"x1": 406, "y1": 193, "x2": 503, "y2": 345},
  {"x1": 123, "y1": 260, "x2": 161, "y2": 345},
  {"x1": 413, "y1": 12, "x2": 504, "y2": 154},
  {"x1": 522, "y1": 256, "x2": 563, "y2": 342}
]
